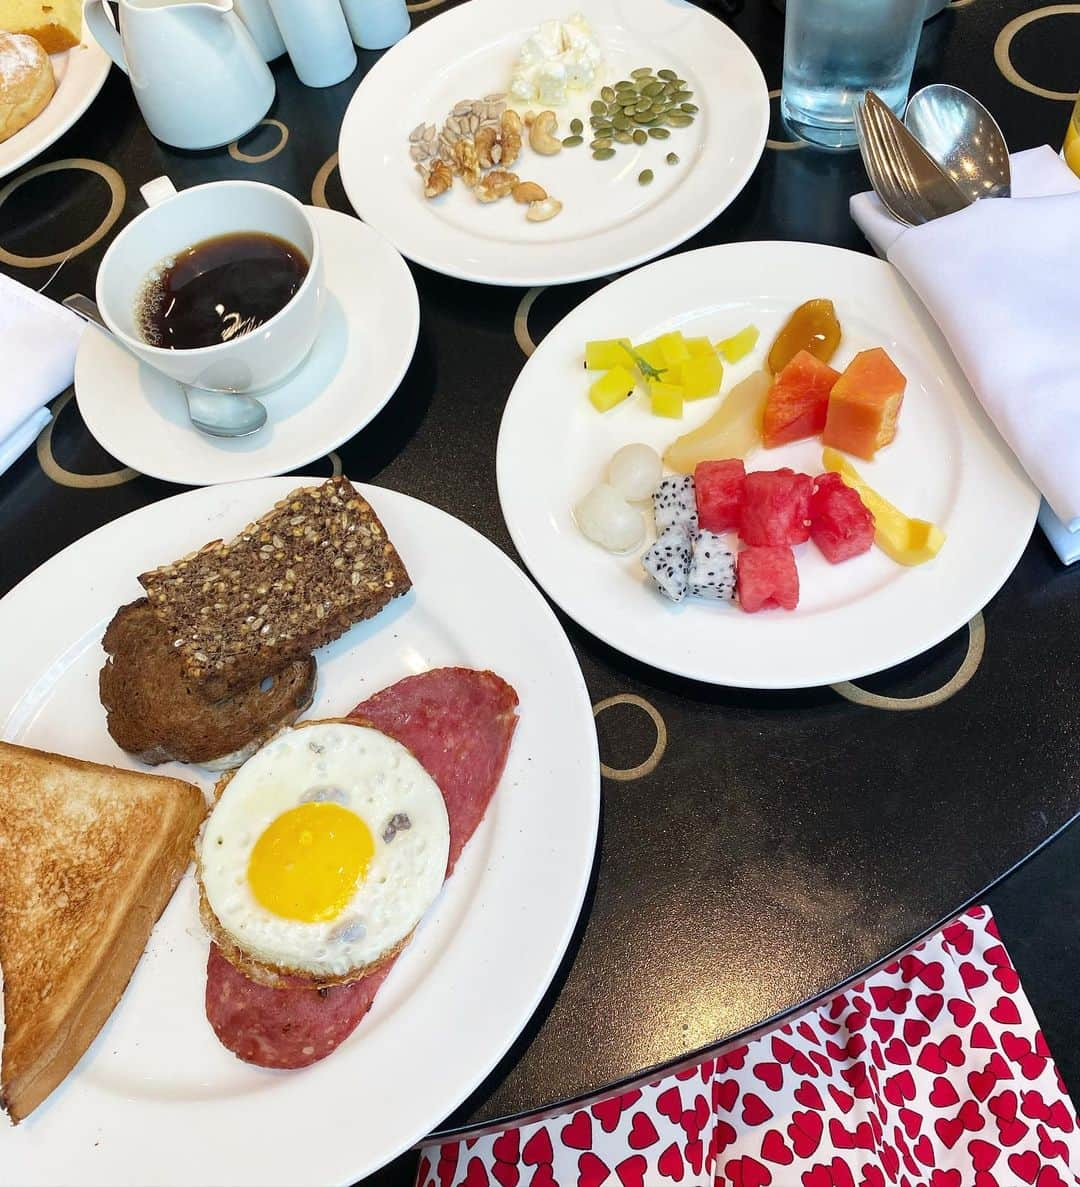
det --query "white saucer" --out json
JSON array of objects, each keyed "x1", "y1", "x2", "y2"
[{"x1": 75, "y1": 208, "x2": 419, "y2": 486}]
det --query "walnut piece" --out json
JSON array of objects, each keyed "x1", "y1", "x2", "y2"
[
  {"x1": 421, "y1": 158, "x2": 452, "y2": 199},
  {"x1": 475, "y1": 170, "x2": 520, "y2": 203},
  {"x1": 449, "y1": 138, "x2": 481, "y2": 188}
]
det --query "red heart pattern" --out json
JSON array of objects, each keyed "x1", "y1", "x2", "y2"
[{"x1": 417, "y1": 910, "x2": 1077, "y2": 1187}]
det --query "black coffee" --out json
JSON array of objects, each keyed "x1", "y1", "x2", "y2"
[{"x1": 137, "y1": 232, "x2": 309, "y2": 351}]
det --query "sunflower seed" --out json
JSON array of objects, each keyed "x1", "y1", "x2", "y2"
[
  {"x1": 483, "y1": 92, "x2": 507, "y2": 103},
  {"x1": 409, "y1": 123, "x2": 426, "y2": 142},
  {"x1": 409, "y1": 144, "x2": 429, "y2": 161},
  {"x1": 453, "y1": 101, "x2": 473, "y2": 116},
  {"x1": 638, "y1": 169, "x2": 654, "y2": 185}
]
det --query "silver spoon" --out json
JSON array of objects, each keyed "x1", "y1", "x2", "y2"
[
  {"x1": 62, "y1": 294, "x2": 268, "y2": 439},
  {"x1": 904, "y1": 84, "x2": 1011, "y2": 202}
]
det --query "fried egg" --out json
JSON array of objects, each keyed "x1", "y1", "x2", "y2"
[{"x1": 197, "y1": 720, "x2": 450, "y2": 981}]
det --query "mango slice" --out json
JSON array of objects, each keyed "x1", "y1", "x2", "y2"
[
  {"x1": 716, "y1": 325, "x2": 760, "y2": 364},
  {"x1": 678, "y1": 352, "x2": 724, "y2": 400},
  {"x1": 822, "y1": 448, "x2": 945, "y2": 566},
  {"x1": 588, "y1": 365, "x2": 637, "y2": 412},
  {"x1": 663, "y1": 370, "x2": 770, "y2": 472},
  {"x1": 685, "y1": 336, "x2": 717, "y2": 359},
  {"x1": 585, "y1": 338, "x2": 633, "y2": 371}
]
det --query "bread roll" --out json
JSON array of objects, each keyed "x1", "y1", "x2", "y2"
[{"x1": 0, "y1": 31, "x2": 54, "y2": 144}]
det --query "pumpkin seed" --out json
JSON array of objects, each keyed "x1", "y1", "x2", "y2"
[
  {"x1": 674, "y1": 79, "x2": 687, "y2": 88},
  {"x1": 680, "y1": 103, "x2": 699, "y2": 114},
  {"x1": 595, "y1": 124, "x2": 614, "y2": 138},
  {"x1": 648, "y1": 127, "x2": 670, "y2": 139},
  {"x1": 638, "y1": 169, "x2": 654, "y2": 185},
  {"x1": 666, "y1": 113, "x2": 694, "y2": 127},
  {"x1": 593, "y1": 147, "x2": 616, "y2": 160},
  {"x1": 591, "y1": 100, "x2": 607, "y2": 116},
  {"x1": 570, "y1": 118, "x2": 583, "y2": 135},
  {"x1": 635, "y1": 100, "x2": 653, "y2": 114},
  {"x1": 631, "y1": 111, "x2": 652, "y2": 124},
  {"x1": 630, "y1": 67, "x2": 653, "y2": 79},
  {"x1": 673, "y1": 90, "x2": 694, "y2": 103},
  {"x1": 601, "y1": 86, "x2": 615, "y2": 103},
  {"x1": 590, "y1": 137, "x2": 613, "y2": 150},
  {"x1": 613, "y1": 113, "x2": 632, "y2": 131},
  {"x1": 666, "y1": 152, "x2": 680, "y2": 165},
  {"x1": 614, "y1": 130, "x2": 634, "y2": 143},
  {"x1": 590, "y1": 115, "x2": 606, "y2": 128},
  {"x1": 632, "y1": 129, "x2": 648, "y2": 145},
  {"x1": 644, "y1": 81, "x2": 665, "y2": 97},
  {"x1": 615, "y1": 79, "x2": 635, "y2": 91},
  {"x1": 658, "y1": 68, "x2": 678, "y2": 81},
  {"x1": 563, "y1": 135, "x2": 583, "y2": 147}
]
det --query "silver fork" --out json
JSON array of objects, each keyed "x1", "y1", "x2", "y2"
[
  {"x1": 854, "y1": 99, "x2": 922, "y2": 227},
  {"x1": 860, "y1": 91, "x2": 971, "y2": 225}
]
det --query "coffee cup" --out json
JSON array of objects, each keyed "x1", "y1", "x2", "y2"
[{"x1": 96, "y1": 178, "x2": 325, "y2": 394}]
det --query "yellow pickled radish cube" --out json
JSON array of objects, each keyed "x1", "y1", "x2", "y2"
[
  {"x1": 633, "y1": 336, "x2": 668, "y2": 375},
  {"x1": 679, "y1": 353, "x2": 724, "y2": 400},
  {"x1": 657, "y1": 331, "x2": 691, "y2": 368},
  {"x1": 649, "y1": 380, "x2": 685, "y2": 418},
  {"x1": 685, "y1": 336, "x2": 717, "y2": 359},
  {"x1": 588, "y1": 365, "x2": 637, "y2": 412},
  {"x1": 585, "y1": 338, "x2": 633, "y2": 370},
  {"x1": 716, "y1": 324, "x2": 760, "y2": 364}
]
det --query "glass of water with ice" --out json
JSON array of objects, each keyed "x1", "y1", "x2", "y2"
[{"x1": 781, "y1": 0, "x2": 925, "y2": 149}]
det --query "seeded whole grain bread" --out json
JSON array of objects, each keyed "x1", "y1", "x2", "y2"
[
  {"x1": 0, "y1": 741, "x2": 205, "y2": 1122},
  {"x1": 99, "y1": 599, "x2": 317, "y2": 769},
  {"x1": 139, "y1": 478, "x2": 411, "y2": 701}
]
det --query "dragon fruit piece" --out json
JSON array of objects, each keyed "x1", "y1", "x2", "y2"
[
  {"x1": 642, "y1": 524, "x2": 693, "y2": 603},
  {"x1": 652, "y1": 474, "x2": 698, "y2": 535},
  {"x1": 688, "y1": 530, "x2": 736, "y2": 601}
]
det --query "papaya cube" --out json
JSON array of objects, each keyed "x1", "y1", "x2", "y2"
[
  {"x1": 649, "y1": 380, "x2": 685, "y2": 418},
  {"x1": 657, "y1": 332, "x2": 691, "y2": 369},
  {"x1": 823, "y1": 347, "x2": 907, "y2": 460},
  {"x1": 716, "y1": 325, "x2": 760, "y2": 364},
  {"x1": 585, "y1": 338, "x2": 632, "y2": 371},
  {"x1": 762, "y1": 350, "x2": 840, "y2": 448},
  {"x1": 679, "y1": 353, "x2": 724, "y2": 400},
  {"x1": 588, "y1": 365, "x2": 637, "y2": 412},
  {"x1": 685, "y1": 336, "x2": 717, "y2": 359}
]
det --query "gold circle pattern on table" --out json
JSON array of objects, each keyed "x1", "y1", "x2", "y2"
[
  {"x1": 994, "y1": 5, "x2": 1080, "y2": 101},
  {"x1": 36, "y1": 391, "x2": 140, "y2": 489},
  {"x1": 0, "y1": 160, "x2": 126, "y2": 270},
  {"x1": 767, "y1": 89, "x2": 807, "y2": 152},
  {"x1": 830, "y1": 612, "x2": 985, "y2": 711},
  {"x1": 228, "y1": 119, "x2": 290, "y2": 165},
  {"x1": 311, "y1": 152, "x2": 341, "y2": 209},
  {"x1": 328, "y1": 451, "x2": 343, "y2": 477},
  {"x1": 406, "y1": 0, "x2": 451, "y2": 10},
  {"x1": 592, "y1": 693, "x2": 668, "y2": 781},
  {"x1": 514, "y1": 287, "x2": 546, "y2": 357}
]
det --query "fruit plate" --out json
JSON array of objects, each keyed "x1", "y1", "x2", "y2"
[
  {"x1": 496, "y1": 241, "x2": 1040, "y2": 689},
  {"x1": 337, "y1": 0, "x2": 768, "y2": 287},
  {"x1": 0, "y1": 480, "x2": 600, "y2": 1186}
]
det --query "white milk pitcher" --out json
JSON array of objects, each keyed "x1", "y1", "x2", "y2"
[{"x1": 83, "y1": 0, "x2": 276, "y2": 150}]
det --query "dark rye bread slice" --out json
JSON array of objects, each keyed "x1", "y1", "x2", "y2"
[
  {"x1": 138, "y1": 478, "x2": 411, "y2": 701},
  {"x1": 100, "y1": 599, "x2": 317, "y2": 768}
]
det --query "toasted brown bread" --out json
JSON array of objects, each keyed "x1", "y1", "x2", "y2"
[
  {"x1": 99, "y1": 599, "x2": 317, "y2": 768},
  {"x1": 0, "y1": 742, "x2": 206, "y2": 1122},
  {"x1": 138, "y1": 478, "x2": 411, "y2": 701}
]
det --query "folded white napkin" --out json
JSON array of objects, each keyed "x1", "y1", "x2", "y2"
[
  {"x1": 851, "y1": 146, "x2": 1080, "y2": 564},
  {"x1": 0, "y1": 273, "x2": 84, "y2": 477}
]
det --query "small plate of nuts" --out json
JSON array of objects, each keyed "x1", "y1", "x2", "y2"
[{"x1": 338, "y1": 0, "x2": 769, "y2": 286}]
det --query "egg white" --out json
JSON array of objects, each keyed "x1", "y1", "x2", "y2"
[{"x1": 198, "y1": 721, "x2": 450, "y2": 979}]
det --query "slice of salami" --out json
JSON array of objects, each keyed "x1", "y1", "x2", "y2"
[
  {"x1": 205, "y1": 944, "x2": 396, "y2": 1069},
  {"x1": 348, "y1": 667, "x2": 519, "y2": 874},
  {"x1": 204, "y1": 667, "x2": 519, "y2": 1069}
]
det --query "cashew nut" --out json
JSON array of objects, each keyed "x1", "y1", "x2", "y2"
[
  {"x1": 529, "y1": 111, "x2": 562, "y2": 155},
  {"x1": 526, "y1": 197, "x2": 563, "y2": 222},
  {"x1": 512, "y1": 181, "x2": 548, "y2": 204}
]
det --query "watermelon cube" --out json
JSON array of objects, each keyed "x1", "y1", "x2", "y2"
[
  {"x1": 737, "y1": 546, "x2": 799, "y2": 612},
  {"x1": 762, "y1": 350, "x2": 841, "y2": 448},
  {"x1": 823, "y1": 347, "x2": 906, "y2": 460},
  {"x1": 810, "y1": 473, "x2": 875, "y2": 562},
  {"x1": 694, "y1": 459, "x2": 745, "y2": 533},
  {"x1": 739, "y1": 468, "x2": 812, "y2": 546}
]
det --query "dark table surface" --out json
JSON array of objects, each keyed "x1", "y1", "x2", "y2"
[{"x1": 1, "y1": 0, "x2": 1078, "y2": 1146}]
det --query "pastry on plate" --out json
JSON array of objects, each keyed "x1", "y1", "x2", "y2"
[
  {"x1": 0, "y1": 741, "x2": 205, "y2": 1122},
  {"x1": 0, "y1": 0, "x2": 82, "y2": 54},
  {"x1": 0, "y1": 30, "x2": 54, "y2": 144}
]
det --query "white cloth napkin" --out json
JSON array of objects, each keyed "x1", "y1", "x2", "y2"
[
  {"x1": 851, "y1": 146, "x2": 1080, "y2": 564},
  {"x1": 0, "y1": 273, "x2": 84, "y2": 477}
]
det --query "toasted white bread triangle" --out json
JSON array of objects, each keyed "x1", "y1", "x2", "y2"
[{"x1": 0, "y1": 742, "x2": 206, "y2": 1122}]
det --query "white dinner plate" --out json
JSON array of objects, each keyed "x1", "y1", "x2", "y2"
[
  {"x1": 497, "y1": 242, "x2": 1040, "y2": 688},
  {"x1": 75, "y1": 209, "x2": 419, "y2": 486},
  {"x1": 0, "y1": 22, "x2": 111, "y2": 180},
  {"x1": 0, "y1": 479, "x2": 600, "y2": 1186},
  {"x1": 338, "y1": 0, "x2": 768, "y2": 286}
]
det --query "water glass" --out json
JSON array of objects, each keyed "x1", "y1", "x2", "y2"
[{"x1": 781, "y1": 0, "x2": 925, "y2": 149}]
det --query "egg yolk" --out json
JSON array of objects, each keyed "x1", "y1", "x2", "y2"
[{"x1": 247, "y1": 802, "x2": 373, "y2": 923}]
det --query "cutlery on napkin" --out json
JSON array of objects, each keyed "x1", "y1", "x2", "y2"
[
  {"x1": 0, "y1": 273, "x2": 84, "y2": 479},
  {"x1": 852, "y1": 145, "x2": 1080, "y2": 564}
]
